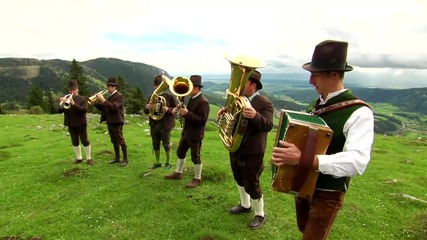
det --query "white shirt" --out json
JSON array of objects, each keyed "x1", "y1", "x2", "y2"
[{"x1": 316, "y1": 90, "x2": 375, "y2": 178}]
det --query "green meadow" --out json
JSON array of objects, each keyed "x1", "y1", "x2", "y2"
[{"x1": 0, "y1": 111, "x2": 426, "y2": 240}]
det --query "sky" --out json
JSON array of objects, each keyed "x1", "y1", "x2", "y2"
[{"x1": 1, "y1": 0, "x2": 426, "y2": 88}]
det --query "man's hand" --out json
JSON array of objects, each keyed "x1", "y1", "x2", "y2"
[{"x1": 271, "y1": 140, "x2": 301, "y2": 166}]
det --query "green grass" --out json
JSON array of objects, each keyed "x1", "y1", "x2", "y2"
[{"x1": 0, "y1": 113, "x2": 426, "y2": 240}]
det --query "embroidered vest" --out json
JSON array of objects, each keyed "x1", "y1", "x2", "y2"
[{"x1": 307, "y1": 90, "x2": 366, "y2": 192}]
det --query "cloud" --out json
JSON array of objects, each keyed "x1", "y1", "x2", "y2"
[
  {"x1": 0, "y1": 0, "x2": 426, "y2": 87},
  {"x1": 351, "y1": 54, "x2": 427, "y2": 70}
]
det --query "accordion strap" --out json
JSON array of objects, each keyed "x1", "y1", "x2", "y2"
[
  {"x1": 291, "y1": 127, "x2": 317, "y2": 193},
  {"x1": 312, "y1": 99, "x2": 371, "y2": 115}
]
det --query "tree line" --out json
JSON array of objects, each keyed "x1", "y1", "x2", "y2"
[{"x1": 1, "y1": 59, "x2": 147, "y2": 115}]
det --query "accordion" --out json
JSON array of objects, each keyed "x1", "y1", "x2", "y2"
[{"x1": 272, "y1": 110, "x2": 333, "y2": 200}]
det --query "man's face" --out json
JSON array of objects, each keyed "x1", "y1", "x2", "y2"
[
  {"x1": 107, "y1": 85, "x2": 115, "y2": 93},
  {"x1": 68, "y1": 88, "x2": 78, "y2": 95},
  {"x1": 309, "y1": 72, "x2": 335, "y2": 96},
  {"x1": 242, "y1": 80, "x2": 256, "y2": 97}
]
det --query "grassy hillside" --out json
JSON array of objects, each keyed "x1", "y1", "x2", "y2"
[{"x1": 0, "y1": 113, "x2": 426, "y2": 240}]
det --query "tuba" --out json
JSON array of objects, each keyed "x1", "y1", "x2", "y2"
[
  {"x1": 59, "y1": 94, "x2": 73, "y2": 109},
  {"x1": 87, "y1": 90, "x2": 108, "y2": 105},
  {"x1": 149, "y1": 75, "x2": 193, "y2": 121},
  {"x1": 218, "y1": 54, "x2": 266, "y2": 153}
]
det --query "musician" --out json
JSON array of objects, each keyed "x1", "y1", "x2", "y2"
[
  {"x1": 144, "y1": 75, "x2": 178, "y2": 169},
  {"x1": 218, "y1": 70, "x2": 274, "y2": 230},
  {"x1": 165, "y1": 75, "x2": 210, "y2": 188},
  {"x1": 58, "y1": 79, "x2": 93, "y2": 166},
  {"x1": 271, "y1": 40, "x2": 374, "y2": 239},
  {"x1": 94, "y1": 77, "x2": 129, "y2": 167}
]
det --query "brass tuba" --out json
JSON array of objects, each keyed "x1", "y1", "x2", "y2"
[
  {"x1": 218, "y1": 54, "x2": 266, "y2": 153},
  {"x1": 149, "y1": 75, "x2": 193, "y2": 121}
]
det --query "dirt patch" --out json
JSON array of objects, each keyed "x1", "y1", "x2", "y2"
[{"x1": 63, "y1": 167, "x2": 87, "y2": 177}]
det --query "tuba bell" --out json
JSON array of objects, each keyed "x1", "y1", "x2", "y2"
[
  {"x1": 218, "y1": 54, "x2": 266, "y2": 153},
  {"x1": 149, "y1": 75, "x2": 193, "y2": 121}
]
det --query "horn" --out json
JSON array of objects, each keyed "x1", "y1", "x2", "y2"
[
  {"x1": 59, "y1": 94, "x2": 73, "y2": 109},
  {"x1": 156, "y1": 75, "x2": 193, "y2": 124},
  {"x1": 148, "y1": 76, "x2": 172, "y2": 121},
  {"x1": 218, "y1": 54, "x2": 265, "y2": 153},
  {"x1": 87, "y1": 90, "x2": 108, "y2": 105}
]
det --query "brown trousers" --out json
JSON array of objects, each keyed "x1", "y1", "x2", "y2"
[
  {"x1": 296, "y1": 190, "x2": 344, "y2": 240},
  {"x1": 68, "y1": 126, "x2": 90, "y2": 146},
  {"x1": 230, "y1": 153, "x2": 264, "y2": 199}
]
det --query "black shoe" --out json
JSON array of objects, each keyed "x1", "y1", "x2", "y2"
[
  {"x1": 150, "y1": 163, "x2": 161, "y2": 169},
  {"x1": 164, "y1": 163, "x2": 171, "y2": 169},
  {"x1": 74, "y1": 159, "x2": 83, "y2": 164},
  {"x1": 120, "y1": 159, "x2": 128, "y2": 167},
  {"x1": 248, "y1": 215, "x2": 266, "y2": 230},
  {"x1": 229, "y1": 204, "x2": 252, "y2": 214},
  {"x1": 109, "y1": 159, "x2": 120, "y2": 164}
]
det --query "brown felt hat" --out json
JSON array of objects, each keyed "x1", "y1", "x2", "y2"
[
  {"x1": 106, "y1": 77, "x2": 118, "y2": 86},
  {"x1": 153, "y1": 75, "x2": 163, "y2": 85},
  {"x1": 302, "y1": 40, "x2": 353, "y2": 72},
  {"x1": 248, "y1": 70, "x2": 262, "y2": 90},
  {"x1": 190, "y1": 75, "x2": 203, "y2": 88},
  {"x1": 68, "y1": 79, "x2": 78, "y2": 89}
]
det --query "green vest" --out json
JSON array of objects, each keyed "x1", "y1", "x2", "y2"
[{"x1": 307, "y1": 90, "x2": 365, "y2": 192}]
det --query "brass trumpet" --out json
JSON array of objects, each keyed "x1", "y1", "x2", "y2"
[
  {"x1": 59, "y1": 94, "x2": 73, "y2": 109},
  {"x1": 87, "y1": 90, "x2": 108, "y2": 105}
]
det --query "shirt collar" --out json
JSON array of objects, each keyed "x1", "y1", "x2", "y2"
[
  {"x1": 318, "y1": 89, "x2": 347, "y2": 105},
  {"x1": 192, "y1": 92, "x2": 202, "y2": 99},
  {"x1": 248, "y1": 91, "x2": 259, "y2": 101}
]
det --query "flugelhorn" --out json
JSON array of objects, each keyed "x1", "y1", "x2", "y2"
[
  {"x1": 59, "y1": 94, "x2": 73, "y2": 109},
  {"x1": 87, "y1": 90, "x2": 108, "y2": 105}
]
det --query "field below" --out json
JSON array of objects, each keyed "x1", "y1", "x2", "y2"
[{"x1": 0, "y1": 113, "x2": 426, "y2": 240}]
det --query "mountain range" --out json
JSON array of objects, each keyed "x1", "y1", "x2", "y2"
[{"x1": 1, "y1": 57, "x2": 426, "y2": 116}]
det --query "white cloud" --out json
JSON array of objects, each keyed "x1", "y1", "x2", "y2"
[{"x1": 1, "y1": 0, "x2": 426, "y2": 87}]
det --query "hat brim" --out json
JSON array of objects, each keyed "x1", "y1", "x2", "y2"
[{"x1": 302, "y1": 62, "x2": 353, "y2": 72}]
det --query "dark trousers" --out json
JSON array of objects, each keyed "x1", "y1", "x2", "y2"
[
  {"x1": 150, "y1": 125, "x2": 171, "y2": 152},
  {"x1": 230, "y1": 153, "x2": 264, "y2": 199},
  {"x1": 107, "y1": 123, "x2": 126, "y2": 145},
  {"x1": 296, "y1": 190, "x2": 345, "y2": 240},
  {"x1": 68, "y1": 126, "x2": 90, "y2": 147},
  {"x1": 176, "y1": 137, "x2": 202, "y2": 164}
]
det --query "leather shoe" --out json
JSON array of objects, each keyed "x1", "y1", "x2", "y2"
[
  {"x1": 185, "y1": 178, "x2": 202, "y2": 188},
  {"x1": 120, "y1": 159, "x2": 128, "y2": 167},
  {"x1": 248, "y1": 215, "x2": 266, "y2": 230},
  {"x1": 150, "y1": 163, "x2": 161, "y2": 169},
  {"x1": 229, "y1": 204, "x2": 252, "y2": 214},
  {"x1": 74, "y1": 159, "x2": 83, "y2": 164},
  {"x1": 109, "y1": 159, "x2": 120, "y2": 164},
  {"x1": 165, "y1": 172, "x2": 182, "y2": 180},
  {"x1": 87, "y1": 159, "x2": 94, "y2": 166}
]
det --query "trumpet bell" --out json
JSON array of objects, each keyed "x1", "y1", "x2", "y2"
[
  {"x1": 87, "y1": 90, "x2": 108, "y2": 105},
  {"x1": 60, "y1": 94, "x2": 73, "y2": 109}
]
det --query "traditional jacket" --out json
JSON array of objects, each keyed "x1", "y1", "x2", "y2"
[
  {"x1": 95, "y1": 91, "x2": 125, "y2": 124},
  {"x1": 181, "y1": 93, "x2": 210, "y2": 140},
  {"x1": 57, "y1": 94, "x2": 87, "y2": 127},
  {"x1": 235, "y1": 94, "x2": 274, "y2": 156},
  {"x1": 143, "y1": 92, "x2": 177, "y2": 130}
]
